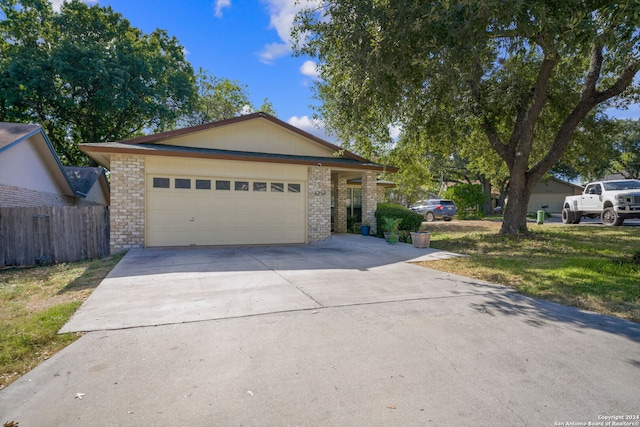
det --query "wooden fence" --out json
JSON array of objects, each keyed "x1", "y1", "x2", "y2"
[{"x1": 0, "y1": 206, "x2": 109, "y2": 267}]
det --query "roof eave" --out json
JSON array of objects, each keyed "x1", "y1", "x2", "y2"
[{"x1": 79, "y1": 143, "x2": 397, "y2": 173}]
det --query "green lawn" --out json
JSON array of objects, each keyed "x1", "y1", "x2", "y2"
[
  {"x1": 0, "y1": 253, "x2": 124, "y2": 389},
  {"x1": 416, "y1": 220, "x2": 640, "y2": 322}
]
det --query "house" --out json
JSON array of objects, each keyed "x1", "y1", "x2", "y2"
[
  {"x1": 0, "y1": 122, "x2": 109, "y2": 207},
  {"x1": 64, "y1": 166, "x2": 110, "y2": 206},
  {"x1": 527, "y1": 177, "x2": 583, "y2": 213},
  {"x1": 79, "y1": 112, "x2": 395, "y2": 251}
]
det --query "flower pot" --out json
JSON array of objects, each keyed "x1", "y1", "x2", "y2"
[
  {"x1": 410, "y1": 232, "x2": 431, "y2": 248},
  {"x1": 361, "y1": 225, "x2": 370, "y2": 236}
]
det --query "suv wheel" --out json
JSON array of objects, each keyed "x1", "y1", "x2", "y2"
[{"x1": 425, "y1": 212, "x2": 435, "y2": 222}]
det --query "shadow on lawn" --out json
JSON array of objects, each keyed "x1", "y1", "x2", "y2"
[{"x1": 469, "y1": 289, "x2": 640, "y2": 342}]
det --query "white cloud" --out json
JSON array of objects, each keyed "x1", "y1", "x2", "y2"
[
  {"x1": 259, "y1": 0, "x2": 320, "y2": 64},
  {"x1": 50, "y1": 0, "x2": 97, "y2": 12},
  {"x1": 259, "y1": 42, "x2": 291, "y2": 65},
  {"x1": 214, "y1": 0, "x2": 231, "y2": 18},
  {"x1": 300, "y1": 60, "x2": 320, "y2": 78},
  {"x1": 288, "y1": 115, "x2": 335, "y2": 142}
]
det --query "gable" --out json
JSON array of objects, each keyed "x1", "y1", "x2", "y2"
[
  {"x1": 0, "y1": 131, "x2": 75, "y2": 197},
  {"x1": 151, "y1": 117, "x2": 338, "y2": 158}
]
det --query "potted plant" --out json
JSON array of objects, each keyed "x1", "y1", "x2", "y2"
[
  {"x1": 360, "y1": 221, "x2": 371, "y2": 236},
  {"x1": 410, "y1": 230, "x2": 431, "y2": 248},
  {"x1": 383, "y1": 217, "x2": 402, "y2": 244}
]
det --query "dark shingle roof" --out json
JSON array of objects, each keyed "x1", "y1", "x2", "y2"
[{"x1": 63, "y1": 167, "x2": 105, "y2": 196}]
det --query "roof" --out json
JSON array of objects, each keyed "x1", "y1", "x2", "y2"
[
  {"x1": 0, "y1": 123, "x2": 42, "y2": 152},
  {"x1": 63, "y1": 166, "x2": 107, "y2": 197},
  {"x1": 79, "y1": 112, "x2": 397, "y2": 173},
  {"x1": 80, "y1": 141, "x2": 393, "y2": 171},
  {"x1": 0, "y1": 122, "x2": 77, "y2": 197}
]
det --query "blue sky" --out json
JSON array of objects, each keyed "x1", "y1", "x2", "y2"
[{"x1": 50, "y1": 0, "x2": 639, "y2": 143}]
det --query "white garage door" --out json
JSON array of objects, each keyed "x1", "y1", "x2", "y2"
[{"x1": 146, "y1": 175, "x2": 306, "y2": 246}]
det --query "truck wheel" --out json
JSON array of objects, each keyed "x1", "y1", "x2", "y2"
[
  {"x1": 572, "y1": 213, "x2": 581, "y2": 224},
  {"x1": 602, "y1": 207, "x2": 624, "y2": 226},
  {"x1": 561, "y1": 208, "x2": 575, "y2": 224}
]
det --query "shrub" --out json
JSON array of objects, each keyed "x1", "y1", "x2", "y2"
[
  {"x1": 442, "y1": 183, "x2": 488, "y2": 218},
  {"x1": 375, "y1": 203, "x2": 423, "y2": 236}
]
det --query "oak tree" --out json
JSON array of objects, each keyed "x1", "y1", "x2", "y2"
[{"x1": 293, "y1": 0, "x2": 640, "y2": 234}]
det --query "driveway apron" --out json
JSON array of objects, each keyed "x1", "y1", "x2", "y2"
[{"x1": 60, "y1": 235, "x2": 469, "y2": 332}]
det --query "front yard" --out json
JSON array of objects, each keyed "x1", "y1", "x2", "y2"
[
  {"x1": 416, "y1": 220, "x2": 640, "y2": 322},
  {"x1": 0, "y1": 253, "x2": 124, "y2": 389}
]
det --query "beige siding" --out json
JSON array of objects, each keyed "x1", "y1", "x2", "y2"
[
  {"x1": 150, "y1": 120, "x2": 335, "y2": 158},
  {"x1": 0, "y1": 135, "x2": 73, "y2": 196}
]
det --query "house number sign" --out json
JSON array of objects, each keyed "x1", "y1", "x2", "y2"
[{"x1": 314, "y1": 190, "x2": 327, "y2": 196}]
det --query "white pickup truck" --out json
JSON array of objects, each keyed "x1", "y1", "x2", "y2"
[{"x1": 561, "y1": 179, "x2": 640, "y2": 226}]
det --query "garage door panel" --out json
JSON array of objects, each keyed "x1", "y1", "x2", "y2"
[{"x1": 147, "y1": 174, "x2": 306, "y2": 247}]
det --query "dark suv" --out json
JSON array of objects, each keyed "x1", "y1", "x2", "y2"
[{"x1": 410, "y1": 199, "x2": 457, "y2": 221}]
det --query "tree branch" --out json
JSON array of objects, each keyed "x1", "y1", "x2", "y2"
[{"x1": 530, "y1": 51, "x2": 640, "y2": 180}]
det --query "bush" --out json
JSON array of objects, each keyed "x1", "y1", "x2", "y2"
[
  {"x1": 442, "y1": 183, "x2": 488, "y2": 218},
  {"x1": 375, "y1": 203, "x2": 423, "y2": 236}
]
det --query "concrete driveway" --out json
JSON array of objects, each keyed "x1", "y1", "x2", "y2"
[{"x1": 1, "y1": 234, "x2": 639, "y2": 426}]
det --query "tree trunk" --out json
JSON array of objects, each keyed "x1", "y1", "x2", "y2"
[
  {"x1": 500, "y1": 177, "x2": 535, "y2": 234},
  {"x1": 481, "y1": 178, "x2": 492, "y2": 215},
  {"x1": 500, "y1": 168, "x2": 539, "y2": 235}
]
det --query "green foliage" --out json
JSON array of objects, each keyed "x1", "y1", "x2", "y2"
[
  {"x1": 0, "y1": 0, "x2": 196, "y2": 165},
  {"x1": 442, "y1": 184, "x2": 488, "y2": 219},
  {"x1": 293, "y1": 0, "x2": 640, "y2": 235},
  {"x1": 180, "y1": 68, "x2": 252, "y2": 126},
  {"x1": 375, "y1": 203, "x2": 423, "y2": 235},
  {"x1": 347, "y1": 215, "x2": 358, "y2": 233},
  {"x1": 612, "y1": 119, "x2": 640, "y2": 179}
]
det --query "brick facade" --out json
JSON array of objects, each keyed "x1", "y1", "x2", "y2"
[
  {"x1": 110, "y1": 154, "x2": 145, "y2": 252},
  {"x1": 308, "y1": 166, "x2": 331, "y2": 242},
  {"x1": 361, "y1": 170, "x2": 378, "y2": 235},
  {"x1": 333, "y1": 174, "x2": 347, "y2": 233},
  {"x1": 0, "y1": 183, "x2": 98, "y2": 207}
]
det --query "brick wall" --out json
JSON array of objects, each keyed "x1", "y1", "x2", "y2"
[
  {"x1": 308, "y1": 166, "x2": 331, "y2": 242},
  {"x1": 0, "y1": 183, "x2": 98, "y2": 207},
  {"x1": 361, "y1": 170, "x2": 378, "y2": 234},
  {"x1": 110, "y1": 154, "x2": 145, "y2": 252},
  {"x1": 333, "y1": 174, "x2": 347, "y2": 233}
]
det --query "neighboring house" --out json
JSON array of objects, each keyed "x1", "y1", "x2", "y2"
[
  {"x1": 527, "y1": 177, "x2": 583, "y2": 213},
  {"x1": 64, "y1": 166, "x2": 110, "y2": 206},
  {"x1": 79, "y1": 112, "x2": 395, "y2": 251},
  {"x1": 0, "y1": 122, "x2": 109, "y2": 207}
]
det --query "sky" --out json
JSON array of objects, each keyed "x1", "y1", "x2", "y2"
[{"x1": 49, "y1": 0, "x2": 639, "y2": 144}]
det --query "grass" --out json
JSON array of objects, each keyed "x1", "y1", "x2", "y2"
[
  {"x1": 415, "y1": 220, "x2": 640, "y2": 322},
  {"x1": 0, "y1": 253, "x2": 124, "y2": 389}
]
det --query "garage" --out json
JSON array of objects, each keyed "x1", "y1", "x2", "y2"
[{"x1": 146, "y1": 173, "x2": 306, "y2": 246}]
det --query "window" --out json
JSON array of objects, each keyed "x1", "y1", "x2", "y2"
[
  {"x1": 153, "y1": 177, "x2": 170, "y2": 188},
  {"x1": 216, "y1": 180, "x2": 231, "y2": 190},
  {"x1": 235, "y1": 181, "x2": 249, "y2": 191},
  {"x1": 175, "y1": 178, "x2": 191, "y2": 189},
  {"x1": 288, "y1": 183, "x2": 301, "y2": 193},
  {"x1": 196, "y1": 179, "x2": 211, "y2": 190},
  {"x1": 271, "y1": 182, "x2": 284, "y2": 192},
  {"x1": 253, "y1": 182, "x2": 267, "y2": 192}
]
